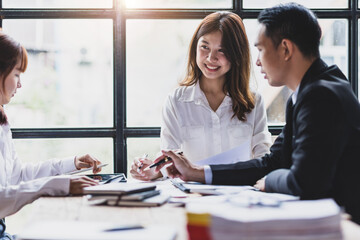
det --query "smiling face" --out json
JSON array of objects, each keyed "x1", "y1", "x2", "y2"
[
  {"x1": 1, "y1": 61, "x2": 22, "y2": 105},
  {"x1": 254, "y1": 24, "x2": 288, "y2": 87},
  {"x1": 196, "y1": 30, "x2": 231, "y2": 83}
]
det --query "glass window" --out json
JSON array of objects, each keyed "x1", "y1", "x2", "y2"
[
  {"x1": 125, "y1": 0, "x2": 232, "y2": 9},
  {"x1": 127, "y1": 138, "x2": 160, "y2": 178},
  {"x1": 126, "y1": 19, "x2": 201, "y2": 127},
  {"x1": 243, "y1": 0, "x2": 347, "y2": 9},
  {"x1": 14, "y1": 138, "x2": 114, "y2": 173},
  {"x1": 319, "y1": 19, "x2": 348, "y2": 77},
  {"x1": 3, "y1": 0, "x2": 112, "y2": 8},
  {"x1": 3, "y1": 19, "x2": 113, "y2": 128}
]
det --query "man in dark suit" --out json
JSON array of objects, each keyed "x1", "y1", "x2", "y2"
[{"x1": 155, "y1": 3, "x2": 360, "y2": 224}]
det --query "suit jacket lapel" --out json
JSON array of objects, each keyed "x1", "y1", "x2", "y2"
[{"x1": 282, "y1": 97, "x2": 294, "y2": 168}]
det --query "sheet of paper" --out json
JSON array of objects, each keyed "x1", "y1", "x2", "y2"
[
  {"x1": 194, "y1": 139, "x2": 251, "y2": 166},
  {"x1": 18, "y1": 221, "x2": 177, "y2": 240}
]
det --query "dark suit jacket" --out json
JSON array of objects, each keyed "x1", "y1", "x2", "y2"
[{"x1": 210, "y1": 59, "x2": 360, "y2": 223}]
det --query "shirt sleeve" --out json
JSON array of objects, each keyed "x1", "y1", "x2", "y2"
[
  {"x1": 7, "y1": 134, "x2": 76, "y2": 184},
  {"x1": 160, "y1": 94, "x2": 182, "y2": 150},
  {"x1": 0, "y1": 176, "x2": 70, "y2": 219},
  {"x1": 251, "y1": 93, "x2": 272, "y2": 158},
  {"x1": 204, "y1": 165, "x2": 213, "y2": 184},
  {"x1": 10, "y1": 153, "x2": 77, "y2": 185}
]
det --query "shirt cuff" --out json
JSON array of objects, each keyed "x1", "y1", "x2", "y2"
[
  {"x1": 203, "y1": 165, "x2": 213, "y2": 184},
  {"x1": 60, "y1": 156, "x2": 77, "y2": 174}
]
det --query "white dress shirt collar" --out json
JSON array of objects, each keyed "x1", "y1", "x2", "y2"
[
  {"x1": 292, "y1": 84, "x2": 300, "y2": 105},
  {"x1": 178, "y1": 81, "x2": 232, "y2": 107}
]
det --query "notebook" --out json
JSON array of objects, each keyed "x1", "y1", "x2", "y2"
[
  {"x1": 83, "y1": 182, "x2": 156, "y2": 195},
  {"x1": 107, "y1": 193, "x2": 170, "y2": 207},
  {"x1": 87, "y1": 189, "x2": 161, "y2": 202}
]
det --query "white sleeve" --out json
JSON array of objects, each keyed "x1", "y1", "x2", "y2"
[
  {"x1": 0, "y1": 176, "x2": 70, "y2": 219},
  {"x1": 251, "y1": 93, "x2": 272, "y2": 158},
  {"x1": 160, "y1": 94, "x2": 182, "y2": 150},
  {"x1": 10, "y1": 139, "x2": 76, "y2": 185}
]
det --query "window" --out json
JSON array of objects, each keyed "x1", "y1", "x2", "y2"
[{"x1": 0, "y1": 0, "x2": 357, "y2": 176}]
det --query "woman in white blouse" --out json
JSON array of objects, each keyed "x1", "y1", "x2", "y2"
[
  {"x1": 0, "y1": 32, "x2": 101, "y2": 239},
  {"x1": 131, "y1": 11, "x2": 271, "y2": 181}
]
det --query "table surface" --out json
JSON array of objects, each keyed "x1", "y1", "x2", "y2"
[{"x1": 18, "y1": 195, "x2": 360, "y2": 240}]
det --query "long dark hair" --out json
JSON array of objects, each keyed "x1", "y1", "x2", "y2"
[
  {"x1": 0, "y1": 31, "x2": 28, "y2": 124},
  {"x1": 181, "y1": 11, "x2": 254, "y2": 121}
]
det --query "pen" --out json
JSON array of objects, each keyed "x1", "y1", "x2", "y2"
[
  {"x1": 67, "y1": 163, "x2": 108, "y2": 175},
  {"x1": 143, "y1": 151, "x2": 183, "y2": 171},
  {"x1": 138, "y1": 153, "x2": 148, "y2": 170},
  {"x1": 103, "y1": 225, "x2": 144, "y2": 232},
  {"x1": 170, "y1": 179, "x2": 190, "y2": 193}
]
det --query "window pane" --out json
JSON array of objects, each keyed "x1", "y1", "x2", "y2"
[
  {"x1": 244, "y1": 18, "x2": 348, "y2": 125},
  {"x1": 243, "y1": 0, "x2": 347, "y2": 9},
  {"x1": 14, "y1": 138, "x2": 114, "y2": 173},
  {"x1": 127, "y1": 138, "x2": 160, "y2": 178},
  {"x1": 319, "y1": 19, "x2": 348, "y2": 77},
  {"x1": 126, "y1": 19, "x2": 201, "y2": 127},
  {"x1": 125, "y1": 0, "x2": 232, "y2": 9},
  {"x1": 3, "y1": 19, "x2": 113, "y2": 128},
  {"x1": 3, "y1": 0, "x2": 112, "y2": 8}
]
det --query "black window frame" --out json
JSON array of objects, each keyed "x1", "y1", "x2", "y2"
[{"x1": 0, "y1": 0, "x2": 358, "y2": 175}]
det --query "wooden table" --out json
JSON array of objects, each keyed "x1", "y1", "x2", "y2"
[{"x1": 19, "y1": 196, "x2": 360, "y2": 240}]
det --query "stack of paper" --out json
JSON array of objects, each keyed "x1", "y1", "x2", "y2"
[{"x1": 186, "y1": 197, "x2": 342, "y2": 240}]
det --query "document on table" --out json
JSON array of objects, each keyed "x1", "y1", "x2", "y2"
[
  {"x1": 18, "y1": 221, "x2": 177, "y2": 240},
  {"x1": 194, "y1": 139, "x2": 251, "y2": 166}
]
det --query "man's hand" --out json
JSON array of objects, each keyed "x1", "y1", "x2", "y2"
[
  {"x1": 74, "y1": 154, "x2": 102, "y2": 174},
  {"x1": 69, "y1": 176, "x2": 99, "y2": 195},
  {"x1": 154, "y1": 150, "x2": 205, "y2": 183},
  {"x1": 254, "y1": 177, "x2": 266, "y2": 191}
]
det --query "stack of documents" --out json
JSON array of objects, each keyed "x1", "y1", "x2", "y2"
[
  {"x1": 186, "y1": 196, "x2": 342, "y2": 240},
  {"x1": 85, "y1": 182, "x2": 170, "y2": 207}
]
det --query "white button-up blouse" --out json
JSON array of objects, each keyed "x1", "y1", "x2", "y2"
[
  {"x1": 0, "y1": 123, "x2": 76, "y2": 218},
  {"x1": 160, "y1": 82, "x2": 272, "y2": 163}
]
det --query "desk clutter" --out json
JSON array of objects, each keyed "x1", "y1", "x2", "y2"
[{"x1": 18, "y1": 179, "x2": 346, "y2": 240}]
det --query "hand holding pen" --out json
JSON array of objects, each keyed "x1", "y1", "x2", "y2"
[
  {"x1": 143, "y1": 151, "x2": 183, "y2": 171},
  {"x1": 153, "y1": 150, "x2": 205, "y2": 183},
  {"x1": 129, "y1": 154, "x2": 162, "y2": 181}
]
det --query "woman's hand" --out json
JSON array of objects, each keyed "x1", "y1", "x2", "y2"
[
  {"x1": 74, "y1": 154, "x2": 102, "y2": 174},
  {"x1": 69, "y1": 176, "x2": 99, "y2": 195},
  {"x1": 130, "y1": 156, "x2": 162, "y2": 181}
]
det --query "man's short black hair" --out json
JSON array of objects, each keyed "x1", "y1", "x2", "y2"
[{"x1": 258, "y1": 2, "x2": 321, "y2": 58}]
